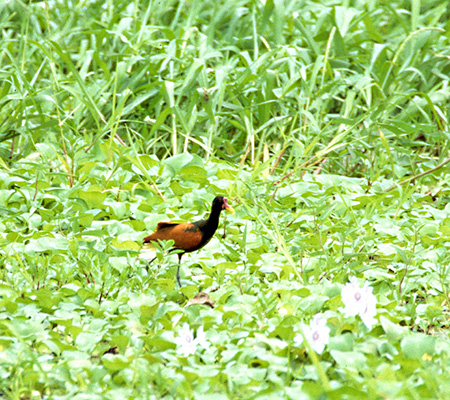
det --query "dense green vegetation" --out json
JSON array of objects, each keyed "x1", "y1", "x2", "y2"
[{"x1": 1, "y1": 0, "x2": 450, "y2": 398}]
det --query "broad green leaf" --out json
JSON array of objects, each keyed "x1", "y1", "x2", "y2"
[
  {"x1": 401, "y1": 335, "x2": 436, "y2": 359},
  {"x1": 25, "y1": 237, "x2": 69, "y2": 252},
  {"x1": 330, "y1": 350, "x2": 367, "y2": 371}
]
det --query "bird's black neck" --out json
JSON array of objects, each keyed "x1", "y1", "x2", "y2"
[
  {"x1": 194, "y1": 204, "x2": 223, "y2": 241},
  {"x1": 188, "y1": 200, "x2": 227, "y2": 251},
  {"x1": 204, "y1": 206, "x2": 222, "y2": 231}
]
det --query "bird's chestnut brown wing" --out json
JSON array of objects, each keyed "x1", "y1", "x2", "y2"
[
  {"x1": 143, "y1": 221, "x2": 179, "y2": 242},
  {"x1": 155, "y1": 221, "x2": 180, "y2": 231},
  {"x1": 143, "y1": 222, "x2": 202, "y2": 251}
]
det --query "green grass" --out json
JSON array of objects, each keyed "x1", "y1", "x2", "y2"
[{"x1": 1, "y1": 0, "x2": 450, "y2": 398}]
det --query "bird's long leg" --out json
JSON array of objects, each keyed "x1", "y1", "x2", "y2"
[
  {"x1": 145, "y1": 256, "x2": 157, "y2": 272},
  {"x1": 176, "y1": 253, "x2": 183, "y2": 287}
]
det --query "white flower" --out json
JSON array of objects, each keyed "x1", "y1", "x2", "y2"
[
  {"x1": 195, "y1": 326, "x2": 210, "y2": 350},
  {"x1": 341, "y1": 277, "x2": 377, "y2": 329},
  {"x1": 294, "y1": 314, "x2": 330, "y2": 354},
  {"x1": 174, "y1": 323, "x2": 210, "y2": 356}
]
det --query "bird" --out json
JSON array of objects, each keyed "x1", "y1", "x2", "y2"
[{"x1": 142, "y1": 196, "x2": 235, "y2": 287}]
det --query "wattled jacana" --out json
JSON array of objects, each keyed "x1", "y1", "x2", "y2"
[{"x1": 142, "y1": 196, "x2": 235, "y2": 287}]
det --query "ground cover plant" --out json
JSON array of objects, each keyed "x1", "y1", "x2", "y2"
[{"x1": 1, "y1": 0, "x2": 450, "y2": 398}]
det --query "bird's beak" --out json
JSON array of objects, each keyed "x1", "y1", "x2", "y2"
[
  {"x1": 223, "y1": 198, "x2": 235, "y2": 213},
  {"x1": 226, "y1": 205, "x2": 235, "y2": 213}
]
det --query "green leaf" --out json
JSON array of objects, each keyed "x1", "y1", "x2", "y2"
[
  {"x1": 164, "y1": 153, "x2": 203, "y2": 175},
  {"x1": 380, "y1": 316, "x2": 409, "y2": 342},
  {"x1": 25, "y1": 237, "x2": 69, "y2": 252},
  {"x1": 102, "y1": 354, "x2": 131, "y2": 372},
  {"x1": 179, "y1": 165, "x2": 208, "y2": 183},
  {"x1": 401, "y1": 335, "x2": 436, "y2": 359},
  {"x1": 328, "y1": 333, "x2": 354, "y2": 352},
  {"x1": 330, "y1": 350, "x2": 367, "y2": 371},
  {"x1": 78, "y1": 189, "x2": 107, "y2": 209}
]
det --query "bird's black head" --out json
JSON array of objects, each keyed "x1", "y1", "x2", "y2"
[{"x1": 212, "y1": 196, "x2": 235, "y2": 213}]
